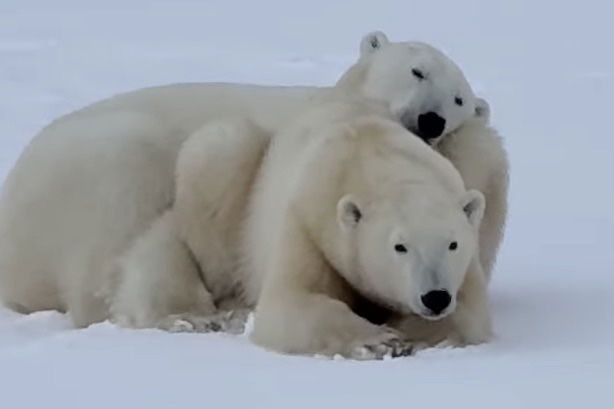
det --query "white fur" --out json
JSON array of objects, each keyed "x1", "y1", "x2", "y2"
[
  {"x1": 0, "y1": 31, "x2": 503, "y2": 333},
  {"x1": 111, "y1": 119, "x2": 268, "y2": 329},
  {"x1": 344, "y1": 36, "x2": 480, "y2": 140},
  {"x1": 436, "y1": 112, "x2": 509, "y2": 280},
  {"x1": 246, "y1": 99, "x2": 491, "y2": 358}
]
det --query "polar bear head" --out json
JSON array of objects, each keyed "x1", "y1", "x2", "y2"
[
  {"x1": 329, "y1": 120, "x2": 485, "y2": 320},
  {"x1": 336, "y1": 31, "x2": 489, "y2": 145},
  {"x1": 338, "y1": 187, "x2": 484, "y2": 320}
]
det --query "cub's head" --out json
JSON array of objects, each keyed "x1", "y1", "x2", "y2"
[
  {"x1": 336, "y1": 187, "x2": 485, "y2": 320},
  {"x1": 339, "y1": 31, "x2": 489, "y2": 145}
]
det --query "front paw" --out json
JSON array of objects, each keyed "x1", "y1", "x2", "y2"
[
  {"x1": 158, "y1": 314, "x2": 223, "y2": 333},
  {"x1": 216, "y1": 309, "x2": 251, "y2": 335},
  {"x1": 157, "y1": 310, "x2": 251, "y2": 334},
  {"x1": 347, "y1": 329, "x2": 414, "y2": 360}
]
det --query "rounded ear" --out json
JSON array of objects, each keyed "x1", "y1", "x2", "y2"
[
  {"x1": 461, "y1": 190, "x2": 485, "y2": 228},
  {"x1": 337, "y1": 195, "x2": 362, "y2": 230},
  {"x1": 474, "y1": 97, "x2": 491, "y2": 123},
  {"x1": 360, "y1": 31, "x2": 389, "y2": 56}
]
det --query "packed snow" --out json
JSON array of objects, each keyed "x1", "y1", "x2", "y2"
[{"x1": 1, "y1": 1, "x2": 613, "y2": 407}]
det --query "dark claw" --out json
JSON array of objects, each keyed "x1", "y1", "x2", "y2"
[{"x1": 206, "y1": 322, "x2": 222, "y2": 332}]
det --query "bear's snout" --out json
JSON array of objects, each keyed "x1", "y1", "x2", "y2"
[
  {"x1": 420, "y1": 290, "x2": 451, "y2": 316},
  {"x1": 417, "y1": 112, "x2": 446, "y2": 143}
]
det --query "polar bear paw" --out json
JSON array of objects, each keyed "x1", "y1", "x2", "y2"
[
  {"x1": 348, "y1": 330, "x2": 415, "y2": 360},
  {"x1": 157, "y1": 309, "x2": 250, "y2": 334},
  {"x1": 215, "y1": 309, "x2": 251, "y2": 335},
  {"x1": 158, "y1": 314, "x2": 223, "y2": 333}
]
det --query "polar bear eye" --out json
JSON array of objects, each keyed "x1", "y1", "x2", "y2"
[
  {"x1": 411, "y1": 68, "x2": 425, "y2": 80},
  {"x1": 455, "y1": 97, "x2": 463, "y2": 106},
  {"x1": 394, "y1": 244, "x2": 408, "y2": 253},
  {"x1": 448, "y1": 241, "x2": 458, "y2": 251}
]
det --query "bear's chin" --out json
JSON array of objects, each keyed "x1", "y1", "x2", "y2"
[
  {"x1": 416, "y1": 310, "x2": 453, "y2": 321},
  {"x1": 412, "y1": 303, "x2": 456, "y2": 321}
]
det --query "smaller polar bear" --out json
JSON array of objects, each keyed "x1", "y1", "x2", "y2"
[
  {"x1": 112, "y1": 98, "x2": 493, "y2": 359},
  {"x1": 126, "y1": 101, "x2": 491, "y2": 359},
  {"x1": 245, "y1": 99, "x2": 492, "y2": 358}
]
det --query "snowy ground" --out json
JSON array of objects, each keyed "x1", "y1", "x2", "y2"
[{"x1": 1, "y1": 1, "x2": 613, "y2": 407}]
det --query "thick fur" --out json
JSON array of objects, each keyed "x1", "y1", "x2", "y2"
[
  {"x1": 436, "y1": 113, "x2": 509, "y2": 281},
  {"x1": 246, "y1": 99, "x2": 491, "y2": 358},
  {"x1": 0, "y1": 31, "x2": 504, "y2": 330},
  {"x1": 111, "y1": 119, "x2": 269, "y2": 330}
]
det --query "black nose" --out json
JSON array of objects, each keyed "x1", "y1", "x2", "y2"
[
  {"x1": 421, "y1": 290, "x2": 451, "y2": 315},
  {"x1": 417, "y1": 112, "x2": 446, "y2": 142}
]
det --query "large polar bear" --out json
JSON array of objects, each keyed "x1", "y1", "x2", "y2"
[
  {"x1": 169, "y1": 98, "x2": 491, "y2": 359},
  {"x1": 0, "y1": 31, "x2": 504, "y2": 329}
]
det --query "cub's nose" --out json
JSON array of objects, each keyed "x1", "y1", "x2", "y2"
[
  {"x1": 420, "y1": 290, "x2": 451, "y2": 315},
  {"x1": 417, "y1": 112, "x2": 446, "y2": 142}
]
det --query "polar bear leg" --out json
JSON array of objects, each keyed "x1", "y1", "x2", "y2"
[
  {"x1": 255, "y1": 291, "x2": 413, "y2": 360},
  {"x1": 112, "y1": 119, "x2": 269, "y2": 332},
  {"x1": 174, "y1": 118, "x2": 270, "y2": 301},
  {"x1": 479, "y1": 174, "x2": 509, "y2": 282},
  {"x1": 251, "y1": 227, "x2": 413, "y2": 360},
  {"x1": 111, "y1": 210, "x2": 217, "y2": 330}
]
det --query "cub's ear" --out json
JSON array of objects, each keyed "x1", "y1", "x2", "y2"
[
  {"x1": 475, "y1": 97, "x2": 491, "y2": 122},
  {"x1": 461, "y1": 190, "x2": 485, "y2": 228},
  {"x1": 337, "y1": 195, "x2": 362, "y2": 230},
  {"x1": 360, "y1": 31, "x2": 389, "y2": 56}
]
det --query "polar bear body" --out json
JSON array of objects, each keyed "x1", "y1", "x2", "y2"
[{"x1": 246, "y1": 99, "x2": 491, "y2": 357}]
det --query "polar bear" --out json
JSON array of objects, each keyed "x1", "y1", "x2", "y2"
[
  {"x1": 0, "y1": 31, "x2": 500, "y2": 328},
  {"x1": 244, "y1": 99, "x2": 491, "y2": 358},
  {"x1": 112, "y1": 97, "x2": 492, "y2": 359}
]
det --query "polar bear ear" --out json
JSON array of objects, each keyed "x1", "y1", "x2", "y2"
[
  {"x1": 360, "y1": 31, "x2": 389, "y2": 56},
  {"x1": 461, "y1": 190, "x2": 486, "y2": 228},
  {"x1": 475, "y1": 98, "x2": 491, "y2": 122},
  {"x1": 337, "y1": 195, "x2": 362, "y2": 230}
]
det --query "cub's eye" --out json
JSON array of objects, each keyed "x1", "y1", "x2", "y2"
[
  {"x1": 455, "y1": 97, "x2": 463, "y2": 106},
  {"x1": 448, "y1": 241, "x2": 458, "y2": 251},
  {"x1": 394, "y1": 244, "x2": 408, "y2": 253},
  {"x1": 412, "y1": 68, "x2": 425, "y2": 80}
]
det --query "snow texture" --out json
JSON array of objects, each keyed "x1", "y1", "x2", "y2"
[{"x1": 1, "y1": 1, "x2": 613, "y2": 407}]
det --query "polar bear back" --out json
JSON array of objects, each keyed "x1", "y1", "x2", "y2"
[{"x1": 56, "y1": 83, "x2": 321, "y2": 136}]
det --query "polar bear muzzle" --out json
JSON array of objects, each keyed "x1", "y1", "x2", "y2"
[
  {"x1": 417, "y1": 112, "x2": 446, "y2": 143},
  {"x1": 400, "y1": 110, "x2": 447, "y2": 145},
  {"x1": 420, "y1": 289, "x2": 452, "y2": 316}
]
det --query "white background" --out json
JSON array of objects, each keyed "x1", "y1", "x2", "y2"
[{"x1": 1, "y1": 1, "x2": 613, "y2": 407}]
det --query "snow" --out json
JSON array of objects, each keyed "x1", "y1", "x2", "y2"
[{"x1": 1, "y1": 0, "x2": 613, "y2": 407}]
